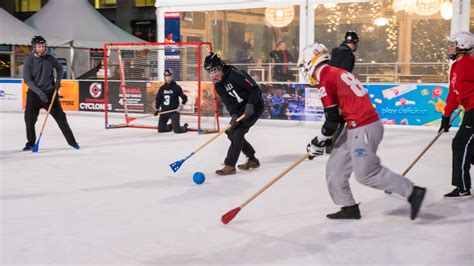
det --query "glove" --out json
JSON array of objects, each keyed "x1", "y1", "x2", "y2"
[
  {"x1": 154, "y1": 110, "x2": 160, "y2": 116},
  {"x1": 177, "y1": 104, "x2": 184, "y2": 113},
  {"x1": 439, "y1": 116, "x2": 450, "y2": 133},
  {"x1": 226, "y1": 115, "x2": 239, "y2": 134},
  {"x1": 38, "y1": 92, "x2": 49, "y2": 104},
  {"x1": 306, "y1": 136, "x2": 328, "y2": 160},
  {"x1": 230, "y1": 114, "x2": 238, "y2": 127},
  {"x1": 243, "y1": 104, "x2": 254, "y2": 119},
  {"x1": 54, "y1": 81, "x2": 61, "y2": 91}
]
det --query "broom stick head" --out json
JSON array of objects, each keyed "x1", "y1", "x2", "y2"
[{"x1": 221, "y1": 207, "x2": 241, "y2": 224}]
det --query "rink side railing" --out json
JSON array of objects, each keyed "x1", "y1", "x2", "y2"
[{"x1": 231, "y1": 62, "x2": 449, "y2": 84}]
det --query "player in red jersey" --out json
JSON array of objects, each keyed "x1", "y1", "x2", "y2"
[
  {"x1": 439, "y1": 31, "x2": 474, "y2": 198},
  {"x1": 298, "y1": 43, "x2": 426, "y2": 220}
]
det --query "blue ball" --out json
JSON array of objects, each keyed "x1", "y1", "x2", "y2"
[{"x1": 193, "y1": 172, "x2": 205, "y2": 185}]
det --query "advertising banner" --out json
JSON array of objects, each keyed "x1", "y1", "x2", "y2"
[
  {"x1": 164, "y1": 12, "x2": 181, "y2": 80},
  {"x1": 0, "y1": 79, "x2": 22, "y2": 111},
  {"x1": 365, "y1": 83, "x2": 460, "y2": 126},
  {"x1": 22, "y1": 80, "x2": 79, "y2": 111},
  {"x1": 260, "y1": 83, "x2": 323, "y2": 121},
  {"x1": 79, "y1": 81, "x2": 112, "y2": 112}
]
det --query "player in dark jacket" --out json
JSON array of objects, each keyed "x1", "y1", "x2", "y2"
[
  {"x1": 22, "y1": 36, "x2": 79, "y2": 151},
  {"x1": 439, "y1": 31, "x2": 474, "y2": 198},
  {"x1": 329, "y1": 31, "x2": 359, "y2": 73},
  {"x1": 204, "y1": 53, "x2": 264, "y2": 175},
  {"x1": 155, "y1": 69, "x2": 188, "y2": 134}
]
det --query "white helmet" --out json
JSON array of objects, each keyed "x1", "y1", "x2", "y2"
[
  {"x1": 449, "y1": 31, "x2": 474, "y2": 51},
  {"x1": 297, "y1": 43, "x2": 330, "y2": 85}
]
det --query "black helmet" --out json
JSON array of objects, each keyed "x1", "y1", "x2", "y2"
[
  {"x1": 204, "y1": 53, "x2": 224, "y2": 72},
  {"x1": 164, "y1": 69, "x2": 173, "y2": 76},
  {"x1": 31, "y1": 35, "x2": 47, "y2": 46},
  {"x1": 344, "y1": 31, "x2": 359, "y2": 44}
]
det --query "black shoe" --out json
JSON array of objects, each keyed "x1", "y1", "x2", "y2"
[
  {"x1": 70, "y1": 143, "x2": 80, "y2": 150},
  {"x1": 22, "y1": 145, "x2": 33, "y2": 151},
  {"x1": 408, "y1": 186, "x2": 426, "y2": 220},
  {"x1": 326, "y1": 204, "x2": 361, "y2": 219},
  {"x1": 444, "y1": 187, "x2": 471, "y2": 198}
]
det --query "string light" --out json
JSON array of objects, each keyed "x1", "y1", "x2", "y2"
[{"x1": 265, "y1": 6, "x2": 294, "y2": 28}]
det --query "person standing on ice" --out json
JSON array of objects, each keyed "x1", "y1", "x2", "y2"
[
  {"x1": 329, "y1": 31, "x2": 359, "y2": 73},
  {"x1": 155, "y1": 69, "x2": 188, "y2": 134},
  {"x1": 298, "y1": 42, "x2": 426, "y2": 220},
  {"x1": 439, "y1": 31, "x2": 474, "y2": 198},
  {"x1": 204, "y1": 53, "x2": 264, "y2": 175},
  {"x1": 22, "y1": 36, "x2": 79, "y2": 151}
]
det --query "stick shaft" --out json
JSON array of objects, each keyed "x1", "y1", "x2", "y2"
[
  {"x1": 38, "y1": 90, "x2": 58, "y2": 134},
  {"x1": 402, "y1": 109, "x2": 462, "y2": 176},
  {"x1": 240, "y1": 153, "x2": 309, "y2": 209},
  {"x1": 130, "y1": 109, "x2": 178, "y2": 121},
  {"x1": 193, "y1": 115, "x2": 245, "y2": 154}
]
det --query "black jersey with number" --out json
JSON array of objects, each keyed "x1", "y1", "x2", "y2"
[
  {"x1": 155, "y1": 81, "x2": 188, "y2": 111},
  {"x1": 215, "y1": 65, "x2": 263, "y2": 116}
]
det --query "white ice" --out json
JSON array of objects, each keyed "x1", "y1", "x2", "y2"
[{"x1": 1, "y1": 111, "x2": 473, "y2": 265}]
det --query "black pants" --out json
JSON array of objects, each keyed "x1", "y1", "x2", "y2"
[
  {"x1": 25, "y1": 91, "x2": 77, "y2": 147},
  {"x1": 224, "y1": 105, "x2": 264, "y2": 166},
  {"x1": 451, "y1": 109, "x2": 474, "y2": 190},
  {"x1": 158, "y1": 112, "x2": 187, "y2": 134}
]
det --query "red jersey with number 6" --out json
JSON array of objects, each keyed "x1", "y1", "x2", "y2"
[{"x1": 318, "y1": 65, "x2": 379, "y2": 129}]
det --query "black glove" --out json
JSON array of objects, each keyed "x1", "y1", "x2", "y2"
[
  {"x1": 230, "y1": 115, "x2": 238, "y2": 127},
  {"x1": 54, "y1": 81, "x2": 61, "y2": 91},
  {"x1": 243, "y1": 104, "x2": 254, "y2": 119},
  {"x1": 306, "y1": 136, "x2": 328, "y2": 160},
  {"x1": 439, "y1": 116, "x2": 450, "y2": 133},
  {"x1": 226, "y1": 115, "x2": 239, "y2": 134},
  {"x1": 154, "y1": 110, "x2": 160, "y2": 116},
  {"x1": 38, "y1": 92, "x2": 49, "y2": 104}
]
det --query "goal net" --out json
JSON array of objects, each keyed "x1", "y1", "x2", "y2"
[{"x1": 103, "y1": 42, "x2": 220, "y2": 132}]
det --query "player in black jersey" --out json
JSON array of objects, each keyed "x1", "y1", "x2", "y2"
[
  {"x1": 204, "y1": 53, "x2": 264, "y2": 175},
  {"x1": 155, "y1": 69, "x2": 188, "y2": 134}
]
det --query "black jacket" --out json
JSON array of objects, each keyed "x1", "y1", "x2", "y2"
[
  {"x1": 23, "y1": 53, "x2": 63, "y2": 96},
  {"x1": 155, "y1": 81, "x2": 188, "y2": 111},
  {"x1": 215, "y1": 65, "x2": 263, "y2": 116},
  {"x1": 269, "y1": 49, "x2": 294, "y2": 81},
  {"x1": 329, "y1": 43, "x2": 355, "y2": 73}
]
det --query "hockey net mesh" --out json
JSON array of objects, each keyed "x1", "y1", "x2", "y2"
[{"x1": 103, "y1": 42, "x2": 219, "y2": 132}]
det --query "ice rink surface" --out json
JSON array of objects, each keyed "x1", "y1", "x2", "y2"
[{"x1": 1, "y1": 111, "x2": 473, "y2": 265}]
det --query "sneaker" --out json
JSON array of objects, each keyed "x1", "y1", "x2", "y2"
[
  {"x1": 70, "y1": 143, "x2": 80, "y2": 150},
  {"x1": 444, "y1": 187, "x2": 471, "y2": 198},
  {"x1": 237, "y1": 158, "x2": 260, "y2": 170},
  {"x1": 22, "y1": 145, "x2": 33, "y2": 151},
  {"x1": 326, "y1": 204, "x2": 361, "y2": 219},
  {"x1": 408, "y1": 186, "x2": 426, "y2": 220},
  {"x1": 215, "y1": 165, "x2": 236, "y2": 176}
]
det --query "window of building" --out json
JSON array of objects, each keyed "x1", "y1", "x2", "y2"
[
  {"x1": 132, "y1": 20, "x2": 156, "y2": 42},
  {"x1": 95, "y1": 0, "x2": 117, "y2": 9},
  {"x1": 315, "y1": 2, "x2": 451, "y2": 83},
  {"x1": 135, "y1": 0, "x2": 156, "y2": 7},
  {"x1": 0, "y1": 54, "x2": 11, "y2": 77},
  {"x1": 15, "y1": 0, "x2": 41, "y2": 12}
]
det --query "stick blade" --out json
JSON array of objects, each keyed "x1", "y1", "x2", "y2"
[
  {"x1": 221, "y1": 207, "x2": 241, "y2": 225},
  {"x1": 125, "y1": 117, "x2": 136, "y2": 123},
  {"x1": 32, "y1": 136, "x2": 41, "y2": 153},
  {"x1": 169, "y1": 159, "x2": 184, "y2": 173},
  {"x1": 32, "y1": 144, "x2": 39, "y2": 153}
]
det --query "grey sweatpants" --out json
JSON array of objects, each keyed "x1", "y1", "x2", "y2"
[{"x1": 326, "y1": 120, "x2": 414, "y2": 206}]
